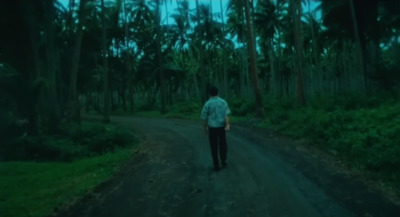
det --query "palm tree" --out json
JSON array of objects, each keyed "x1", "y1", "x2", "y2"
[
  {"x1": 243, "y1": 0, "x2": 263, "y2": 116},
  {"x1": 68, "y1": 0, "x2": 88, "y2": 123},
  {"x1": 349, "y1": 0, "x2": 366, "y2": 93},
  {"x1": 100, "y1": 0, "x2": 110, "y2": 122},
  {"x1": 194, "y1": 0, "x2": 207, "y2": 102},
  {"x1": 304, "y1": 0, "x2": 323, "y2": 95},
  {"x1": 171, "y1": 2, "x2": 190, "y2": 52},
  {"x1": 226, "y1": 0, "x2": 249, "y2": 97},
  {"x1": 0, "y1": 0, "x2": 43, "y2": 134},
  {"x1": 123, "y1": 0, "x2": 161, "y2": 106},
  {"x1": 291, "y1": 0, "x2": 305, "y2": 105},
  {"x1": 318, "y1": 0, "x2": 380, "y2": 93},
  {"x1": 155, "y1": 0, "x2": 166, "y2": 114},
  {"x1": 220, "y1": 0, "x2": 228, "y2": 97},
  {"x1": 123, "y1": 0, "x2": 135, "y2": 112},
  {"x1": 254, "y1": 0, "x2": 279, "y2": 96},
  {"x1": 44, "y1": 0, "x2": 61, "y2": 129},
  {"x1": 171, "y1": 1, "x2": 191, "y2": 97},
  {"x1": 127, "y1": 0, "x2": 155, "y2": 53}
]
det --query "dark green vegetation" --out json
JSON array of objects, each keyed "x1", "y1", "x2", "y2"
[
  {"x1": 0, "y1": 0, "x2": 400, "y2": 216},
  {"x1": 258, "y1": 95, "x2": 400, "y2": 194},
  {"x1": 0, "y1": 148, "x2": 135, "y2": 217},
  {"x1": 0, "y1": 121, "x2": 139, "y2": 217},
  {"x1": 1, "y1": 122, "x2": 137, "y2": 162}
]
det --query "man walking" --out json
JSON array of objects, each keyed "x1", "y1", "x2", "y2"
[{"x1": 201, "y1": 86, "x2": 231, "y2": 171}]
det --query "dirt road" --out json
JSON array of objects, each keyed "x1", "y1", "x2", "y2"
[{"x1": 57, "y1": 116, "x2": 400, "y2": 217}]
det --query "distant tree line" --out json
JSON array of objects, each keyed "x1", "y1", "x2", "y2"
[{"x1": 0, "y1": 0, "x2": 399, "y2": 135}]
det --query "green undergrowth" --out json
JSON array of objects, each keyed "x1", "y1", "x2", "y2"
[
  {"x1": 131, "y1": 100, "x2": 252, "y2": 123},
  {"x1": 0, "y1": 148, "x2": 134, "y2": 217},
  {"x1": 138, "y1": 101, "x2": 202, "y2": 120},
  {"x1": 1, "y1": 122, "x2": 137, "y2": 162},
  {"x1": 0, "y1": 121, "x2": 140, "y2": 217},
  {"x1": 258, "y1": 94, "x2": 400, "y2": 193}
]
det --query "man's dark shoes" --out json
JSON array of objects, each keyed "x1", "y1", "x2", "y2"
[
  {"x1": 213, "y1": 166, "x2": 220, "y2": 172},
  {"x1": 222, "y1": 161, "x2": 227, "y2": 167}
]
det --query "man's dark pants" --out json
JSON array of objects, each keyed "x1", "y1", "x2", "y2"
[{"x1": 208, "y1": 127, "x2": 227, "y2": 169}]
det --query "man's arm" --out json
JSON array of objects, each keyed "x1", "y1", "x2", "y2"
[
  {"x1": 225, "y1": 116, "x2": 230, "y2": 131},
  {"x1": 203, "y1": 120, "x2": 208, "y2": 134},
  {"x1": 225, "y1": 102, "x2": 231, "y2": 131},
  {"x1": 201, "y1": 104, "x2": 208, "y2": 134}
]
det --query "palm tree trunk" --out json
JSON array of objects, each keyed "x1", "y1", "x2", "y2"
[
  {"x1": 220, "y1": 0, "x2": 228, "y2": 98},
  {"x1": 68, "y1": 0, "x2": 87, "y2": 123},
  {"x1": 156, "y1": 0, "x2": 166, "y2": 114},
  {"x1": 22, "y1": 0, "x2": 40, "y2": 134},
  {"x1": 268, "y1": 40, "x2": 276, "y2": 95},
  {"x1": 44, "y1": 0, "x2": 60, "y2": 130},
  {"x1": 291, "y1": 0, "x2": 305, "y2": 106},
  {"x1": 308, "y1": 0, "x2": 322, "y2": 95},
  {"x1": 243, "y1": 0, "x2": 263, "y2": 116},
  {"x1": 123, "y1": 0, "x2": 134, "y2": 113},
  {"x1": 195, "y1": 0, "x2": 206, "y2": 103},
  {"x1": 101, "y1": 0, "x2": 110, "y2": 123},
  {"x1": 241, "y1": 47, "x2": 246, "y2": 97},
  {"x1": 349, "y1": 0, "x2": 366, "y2": 94},
  {"x1": 277, "y1": 30, "x2": 283, "y2": 97}
]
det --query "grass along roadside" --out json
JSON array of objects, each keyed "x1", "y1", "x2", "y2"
[{"x1": 0, "y1": 146, "x2": 138, "y2": 217}]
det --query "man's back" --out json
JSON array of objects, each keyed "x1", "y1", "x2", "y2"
[{"x1": 200, "y1": 97, "x2": 231, "y2": 128}]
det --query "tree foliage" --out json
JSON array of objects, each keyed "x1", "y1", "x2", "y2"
[{"x1": 0, "y1": 0, "x2": 399, "y2": 134}]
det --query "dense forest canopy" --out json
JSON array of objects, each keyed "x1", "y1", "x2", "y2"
[{"x1": 1, "y1": 0, "x2": 400, "y2": 135}]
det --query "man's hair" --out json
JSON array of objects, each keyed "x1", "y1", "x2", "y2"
[{"x1": 209, "y1": 86, "x2": 218, "y2": 96}]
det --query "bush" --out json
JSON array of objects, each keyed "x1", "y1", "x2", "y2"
[
  {"x1": 308, "y1": 92, "x2": 393, "y2": 111},
  {"x1": 0, "y1": 110, "x2": 27, "y2": 143},
  {"x1": 262, "y1": 99, "x2": 400, "y2": 182},
  {"x1": 167, "y1": 101, "x2": 201, "y2": 115},
  {"x1": 0, "y1": 122, "x2": 137, "y2": 162},
  {"x1": 1, "y1": 136, "x2": 87, "y2": 162},
  {"x1": 229, "y1": 98, "x2": 255, "y2": 116},
  {"x1": 85, "y1": 126, "x2": 134, "y2": 154},
  {"x1": 64, "y1": 122, "x2": 136, "y2": 155}
]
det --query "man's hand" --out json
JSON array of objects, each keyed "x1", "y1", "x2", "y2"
[
  {"x1": 225, "y1": 116, "x2": 230, "y2": 131},
  {"x1": 203, "y1": 126, "x2": 208, "y2": 134},
  {"x1": 203, "y1": 120, "x2": 208, "y2": 135},
  {"x1": 225, "y1": 124, "x2": 230, "y2": 131}
]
